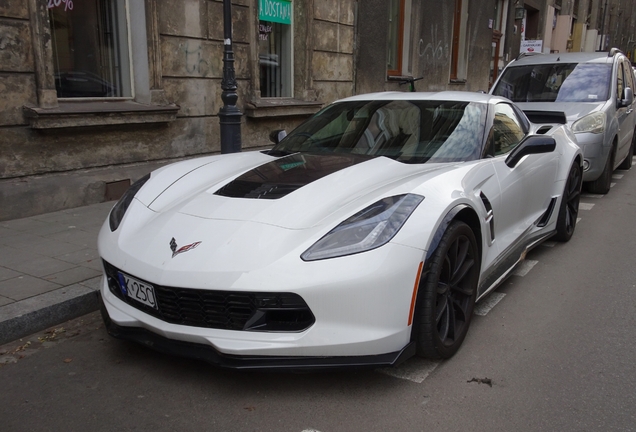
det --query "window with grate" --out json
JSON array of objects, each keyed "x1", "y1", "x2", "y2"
[{"x1": 48, "y1": 0, "x2": 132, "y2": 98}]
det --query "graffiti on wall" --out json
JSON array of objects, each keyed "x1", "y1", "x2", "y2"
[
  {"x1": 418, "y1": 25, "x2": 449, "y2": 64},
  {"x1": 180, "y1": 41, "x2": 210, "y2": 76}
]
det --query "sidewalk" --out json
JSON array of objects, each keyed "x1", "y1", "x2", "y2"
[{"x1": 0, "y1": 201, "x2": 114, "y2": 345}]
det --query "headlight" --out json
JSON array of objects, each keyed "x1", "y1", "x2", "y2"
[
  {"x1": 109, "y1": 174, "x2": 151, "y2": 231},
  {"x1": 572, "y1": 112, "x2": 605, "y2": 134},
  {"x1": 301, "y1": 194, "x2": 424, "y2": 261}
]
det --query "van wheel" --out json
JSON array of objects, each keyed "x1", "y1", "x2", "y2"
[{"x1": 587, "y1": 146, "x2": 614, "y2": 194}]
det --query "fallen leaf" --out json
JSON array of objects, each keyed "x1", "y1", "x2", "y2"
[
  {"x1": 63, "y1": 358, "x2": 73, "y2": 363},
  {"x1": 244, "y1": 406, "x2": 256, "y2": 411},
  {"x1": 11, "y1": 341, "x2": 31, "y2": 354}
]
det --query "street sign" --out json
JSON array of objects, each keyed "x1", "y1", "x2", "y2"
[{"x1": 259, "y1": 0, "x2": 292, "y2": 25}]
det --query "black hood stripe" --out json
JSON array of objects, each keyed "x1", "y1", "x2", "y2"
[{"x1": 215, "y1": 153, "x2": 373, "y2": 199}]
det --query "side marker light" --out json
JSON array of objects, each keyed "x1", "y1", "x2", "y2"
[{"x1": 408, "y1": 261, "x2": 424, "y2": 326}]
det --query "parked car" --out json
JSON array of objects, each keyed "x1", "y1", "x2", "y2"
[
  {"x1": 98, "y1": 92, "x2": 582, "y2": 370},
  {"x1": 54, "y1": 71, "x2": 118, "y2": 98},
  {"x1": 491, "y1": 49, "x2": 636, "y2": 194}
]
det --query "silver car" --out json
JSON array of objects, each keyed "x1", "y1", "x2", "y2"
[{"x1": 491, "y1": 50, "x2": 636, "y2": 194}]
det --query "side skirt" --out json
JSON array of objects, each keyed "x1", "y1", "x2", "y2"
[{"x1": 476, "y1": 230, "x2": 554, "y2": 302}]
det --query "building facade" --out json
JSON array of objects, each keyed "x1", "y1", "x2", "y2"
[
  {"x1": 6, "y1": 0, "x2": 633, "y2": 221},
  {"x1": 513, "y1": 0, "x2": 636, "y2": 57}
]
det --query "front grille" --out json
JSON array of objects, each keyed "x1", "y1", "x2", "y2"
[{"x1": 103, "y1": 260, "x2": 315, "y2": 332}]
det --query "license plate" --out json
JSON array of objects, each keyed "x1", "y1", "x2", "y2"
[{"x1": 118, "y1": 272, "x2": 158, "y2": 310}]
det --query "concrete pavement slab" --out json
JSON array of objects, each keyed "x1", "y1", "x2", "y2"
[
  {"x1": 0, "y1": 202, "x2": 113, "y2": 345},
  {"x1": 0, "y1": 275, "x2": 62, "y2": 301},
  {"x1": 0, "y1": 267, "x2": 21, "y2": 282}
]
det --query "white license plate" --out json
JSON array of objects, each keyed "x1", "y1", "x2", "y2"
[{"x1": 119, "y1": 272, "x2": 158, "y2": 310}]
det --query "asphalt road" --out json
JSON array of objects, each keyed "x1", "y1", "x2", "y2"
[{"x1": 1, "y1": 165, "x2": 636, "y2": 432}]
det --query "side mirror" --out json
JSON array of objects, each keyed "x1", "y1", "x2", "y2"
[
  {"x1": 269, "y1": 129, "x2": 287, "y2": 144},
  {"x1": 619, "y1": 87, "x2": 634, "y2": 108},
  {"x1": 505, "y1": 135, "x2": 556, "y2": 168}
]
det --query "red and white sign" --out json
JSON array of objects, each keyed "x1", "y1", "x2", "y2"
[{"x1": 521, "y1": 40, "x2": 543, "y2": 54}]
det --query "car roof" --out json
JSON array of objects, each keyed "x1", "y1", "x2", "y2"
[
  {"x1": 507, "y1": 51, "x2": 617, "y2": 67},
  {"x1": 335, "y1": 91, "x2": 508, "y2": 105}
]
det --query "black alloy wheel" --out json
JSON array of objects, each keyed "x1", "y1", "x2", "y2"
[
  {"x1": 554, "y1": 163, "x2": 582, "y2": 242},
  {"x1": 415, "y1": 221, "x2": 479, "y2": 359}
]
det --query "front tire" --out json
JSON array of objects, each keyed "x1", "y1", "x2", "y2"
[
  {"x1": 414, "y1": 221, "x2": 479, "y2": 359},
  {"x1": 554, "y1": 163, "x2": 582, "y2": 242},
  {"x1": 586, "y1": 145, "x2": 614, "y2": 194}
]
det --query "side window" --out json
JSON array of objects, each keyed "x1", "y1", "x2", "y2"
[
  {"x1": 259, "y1": 0, "x2": 293, "y2": 97},
  {"x1": 616, "y1": 60, "x2": 625, "y2": 101},
  {"x1": 491, "y1": 104, "x2": 526, "y2": 156},
  {"x1": 48, "y1": 0, "x2": 132, "y2": 98},
  {"x1": 622, "y1": 60, "x2": 634, "y2": 93}
]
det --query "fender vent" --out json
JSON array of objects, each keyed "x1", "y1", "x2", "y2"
[
  {"x1": 537, "y1": 197, "x2": 557, "y2": 227},
  {"x1": 480, "y1": 192, "x2": 495, "y2": 242}
]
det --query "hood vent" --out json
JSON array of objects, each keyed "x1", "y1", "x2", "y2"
[{"x1": 215, "y1": 153, "x2": 372, "y2": 199}]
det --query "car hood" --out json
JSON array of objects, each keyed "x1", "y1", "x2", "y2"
[
  {"x1": 515, "y1": 101, "x2": 606, "y2": 125},
  {"x1": 138, "y1": 151, "x2": 453, "y2": 230}
]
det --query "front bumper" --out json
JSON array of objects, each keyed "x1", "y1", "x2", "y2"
[
  {"x1": 575, "y1": 132, "x2": 610, "y2": 182},
  {"x1": 99, "y1": 237, "x2": 424, "y2": 367},
  {"x1": 100, "y1": 297, "x2": 416, "y2": 371}
]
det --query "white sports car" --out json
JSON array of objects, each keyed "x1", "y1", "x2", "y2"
[{"x1": 98, "y1": 92, "x2": 582, "y2": 370}]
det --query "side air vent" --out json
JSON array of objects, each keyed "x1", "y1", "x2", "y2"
[
  {"x1": 480, "y1": 192, "x2": 495, "y2": 243},
  {"x1": 537, "y1": 197, "x2": 557, "y2": 227},
  {"x1": 523, "y1": 110, "x2": 567, "y2": 125},
  {"x1": 216, "y1": 180, "x2": 301, "y2": 200},
  {"x1": 536, "y1": 125, "x2": 552, "y2": 135}
]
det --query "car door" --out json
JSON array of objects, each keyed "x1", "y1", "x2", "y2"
[
  {"x1": 615, "y1": 58, "x2": 635, "y2": 162},
  {"x1": 620, "y1": 59, "x2": 636, "y2": 151},
  {"x1": 487, "y1": 103, "x2": 559, "y2": 256}
]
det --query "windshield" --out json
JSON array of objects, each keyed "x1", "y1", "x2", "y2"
[
  {"x1": 492, "y1": 63, "x2": 612, "y2": 103},
  {"x1": 271, "y1": 100, "x2": 487, "y2": 164}
]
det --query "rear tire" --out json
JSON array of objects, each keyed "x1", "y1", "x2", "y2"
[
  {"x1": 554, "y1": 163, "x2": 582, "y2": 242},
  {"x1": 414, "y1": 221, "x2": 479, "y2": 359},
  {"x1": 586, "y1": 146, "x2": 614, "y2": 194}
]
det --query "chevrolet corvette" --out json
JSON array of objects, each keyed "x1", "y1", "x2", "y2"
[{"x1": 98, "y1": 91, "x2": 582, "y2": 370}]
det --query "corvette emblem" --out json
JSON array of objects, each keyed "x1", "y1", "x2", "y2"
[{"x1": 169, "y1": 237, "x2": 202, "y2": 258}]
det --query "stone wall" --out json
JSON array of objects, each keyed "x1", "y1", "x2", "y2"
[
  {"x1": 312, "y1": 0, "x2": 356, "y2": 103},
  {"x1": 0, "y1": 0, "x2": 357, "y2": 221},
  {"x1": 355, "y1": 0, "x2": 493, "y2": 94},
  {"x1": 0, "y1": 0, "x2": 524, "y2": 221}
]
